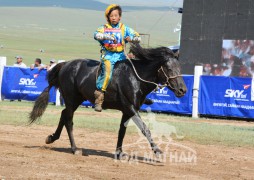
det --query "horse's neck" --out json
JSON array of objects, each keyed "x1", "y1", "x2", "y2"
[{"x1": 130, "y1": 60, "x2": 160, "y2": 82}]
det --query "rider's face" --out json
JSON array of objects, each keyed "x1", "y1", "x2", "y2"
[{"x1": 109, "y1": 10, "x2": 121, "y2": 25}]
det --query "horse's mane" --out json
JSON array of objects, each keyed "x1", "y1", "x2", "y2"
[{"x1": 130, "y1": 43, "x2": 175, "y2": 63}]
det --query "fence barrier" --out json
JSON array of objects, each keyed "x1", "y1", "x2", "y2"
[
  {"x1": 0, "y1": 57, "x2": 7, "y2": 101},
  {"x1": 1, "y1": 66, "x2": 254, "y2": 119},
  {"x1": 140, "y1": 75, "x2": 193, "y2": 114},
  {"x1": 199, "y1": 76, "x2": 254, "y2": 119}
]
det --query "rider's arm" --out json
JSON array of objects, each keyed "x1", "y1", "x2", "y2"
[
  {"x1": 124, "y1": 25, "x2": 141, "y2": 43},
  {"x1": 94, "y1": 26, "x2": 104, "y2": 41}
]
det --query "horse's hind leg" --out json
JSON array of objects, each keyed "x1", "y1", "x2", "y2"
[
  {"x1": 64, "y1": 107, "x2": 80, "y2": 154},
  {"x1": 46, "y1": 99, "x2": 82, "y2": 154},
  {"x1": 45, "y1": 109, "x2": 66, "y2": 144}
]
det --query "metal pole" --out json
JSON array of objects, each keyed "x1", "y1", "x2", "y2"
[
  {"x1": 55, "y1": 60, "x2": 65, "y2": 106},
  {"x1": 0, "y1": 57, "x2": 7, "y2": 101},
  {"x1": 192, "y1": 65, "x2": 203, "y2": 118}
]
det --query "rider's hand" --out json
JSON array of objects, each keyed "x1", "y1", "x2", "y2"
[
  {"x1": 95, "y1": 33, "x2": 115, "y2": 41},
  {"x1": 132, "y1": 36, "x2": 141, "y2": 43},
  {"x1": 104, "y1": 34, "x2": 115, "y2": 41},
  {"x1": 95, "y1": 33, "x2": 104, "y2": 40},
  {"x1": 125, "y1": 36, "x2": 131, "y2": 42}
]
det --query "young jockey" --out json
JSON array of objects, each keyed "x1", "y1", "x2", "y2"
[{"x1": 94, "y1": 4, "x2": 141, "y2": 112}]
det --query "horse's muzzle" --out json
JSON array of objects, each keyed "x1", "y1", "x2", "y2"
[{"x1": 175, "y1": 85, "x2": 187, "y2": 97}]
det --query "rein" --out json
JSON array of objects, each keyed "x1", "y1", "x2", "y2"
[{"x1": 124, "y1": 46, "x2": 181, "y2": 91}]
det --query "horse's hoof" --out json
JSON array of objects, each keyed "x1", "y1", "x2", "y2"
[
  {"x1": 73, "y1": 148, "x2": 83, "y2": 156},
  {"x1": 45, "y1": 135, "x2": 53, "y2": 144},
  {"x1": 154, "y1": 148, "x2": 163, "y2": 156},
  {"x1": 115, "y1": 151, "x2": 128, "y2": 160}
]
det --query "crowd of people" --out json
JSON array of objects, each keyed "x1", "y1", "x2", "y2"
[
  {"x1": 9, "y1": 56, "x2": 60, "y2": 102},
  {"x1": 13, "y1": 56, "x2": 57, "y2": 71},
  {"x1": 203, "y1": 40, "x2": 254, "y2": 77}
]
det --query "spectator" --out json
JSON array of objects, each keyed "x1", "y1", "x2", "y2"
[
  {"x1": 13, "y1": 56, "x2": 27, "y2": 68},
  {"x1": 246, "y1": 56, "x2": 254, "y2": 77},
  {"x1": 239, "y1": 66, "x2": 248, "y2": 77},
  {"x1": 47, "y1": 59, "x2": 57, "y2": 71},
  {"x1": 30, "y1": 58, "x2": 45, "y2": 69},
  {"x1": 203, "y1": 64, "x2": 212, "y2": 75},
  {"x1": 11, "y1": 55, "x2": 26, "y2": 102},
  {"x1": 230, "y1": 57, "x2": 243, "y2": 77},
  {"x1": 211, "y1": 64, "x2": 222, "y2": 76}
]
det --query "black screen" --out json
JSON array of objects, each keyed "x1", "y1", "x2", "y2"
[{"x1": 180, "y1": 0, "x2": 254, "y2": 75}]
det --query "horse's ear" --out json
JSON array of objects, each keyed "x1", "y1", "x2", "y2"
[
  {"x1": 130, "y1": 43, "x2": 144, "y2": 59},
  {"x1": 174, "y1": 51, "x2": 179, "y2": 60},
  {"x1": 130, "y1": 42, "x2": 141, "y2": 51}
]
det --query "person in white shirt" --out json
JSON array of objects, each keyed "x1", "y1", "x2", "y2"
[
  {"x1": 13, "y1": 56, "x2": 27, "y2": 68},
  {"x1": 249, "y1": 57, "x2": 254, "y2": 101},
  {"x1": 47, "y1": 59, "x2": 57, "y2": 71}
]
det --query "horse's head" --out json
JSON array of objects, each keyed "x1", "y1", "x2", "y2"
[
  {"x1": 130, "y1": 43, "x2": 187, "y2": 97},
  {"x1": 157, "y1": 53, "x2": 187, "y2": 97}
]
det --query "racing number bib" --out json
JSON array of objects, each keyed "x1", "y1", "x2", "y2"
[{"x1": 103, "y1": 28, "x2": 124, "y2": 52}]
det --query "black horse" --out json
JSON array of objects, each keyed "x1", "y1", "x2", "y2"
[{"x1": 29, "y1": 44, "x2": 187, "y2": 157}]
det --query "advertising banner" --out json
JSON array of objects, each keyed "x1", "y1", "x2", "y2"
[
  {"x1": 199, "y1": 76, "x2": 254, "y2": 118},
  {"x1": 4, "y1": 66, "x2": 254, "y2": 119},
  {"x1": 140, "y1": 75, "x2": 194, "y2": 114},
  {"x1": 1, "y1": 67, "x2": 53, "y2": 101}
]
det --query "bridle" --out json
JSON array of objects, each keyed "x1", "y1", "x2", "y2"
[
  {"x1": 126, "y1": 55, "x2": 182, "y2": 91},
  {"x1": 124, "y1": 45, "x2": 182, "y2": 91},
  {"x1": 157, "y1": 66, "x2": 182, "y2": 90}
]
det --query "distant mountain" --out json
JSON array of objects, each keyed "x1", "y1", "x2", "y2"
[
  {"x1": 96, "y1": 0, "x2": 183, "y2": 7},
  {"x1": 0, "y1": 0, "x2": 181, "y2": 11},
  {"x1": 0, "y1": 0, "x2": 107, "y2": 10}
]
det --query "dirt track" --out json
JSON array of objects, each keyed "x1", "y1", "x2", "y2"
[{"x1": 0, "y1": 124, "x2": 254, "y2": 179}]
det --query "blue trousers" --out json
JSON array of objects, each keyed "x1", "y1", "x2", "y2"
[{"x1": 96, "y1": 51, "x2": 126, "y2": 91}]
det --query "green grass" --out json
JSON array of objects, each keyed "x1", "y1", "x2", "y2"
[
  {"x1": 0, "y1": 101, "x2": 254, "y2": 147},
  {"x1": 0, "y1": 7, "x2": 181, "y2": 66}
]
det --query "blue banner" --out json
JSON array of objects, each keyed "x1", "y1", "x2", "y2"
[
  {"x1": 1, "y1": 67, "x2": 55, "y2": 102},
  {"x1": 3, "y1": 67, "x2": 254, "y2": 119},
  {"x1": 199, "y1": 76, "x2": 254, "y2": 118},
  {"x1": 140, "y1": 75, "x2": 194, "y2": 114},
  {"x1": 49, "y1": 87, "x2": 56, "y2": 103}
]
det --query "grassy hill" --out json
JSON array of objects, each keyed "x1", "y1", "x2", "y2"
[
  {"x1": 0, "y1": 6, "x2": 182, "y2": 66},
  {"x1": 0, "y1": 0, "x2": 182, "y2": 11}
]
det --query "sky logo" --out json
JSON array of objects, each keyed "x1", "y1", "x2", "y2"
[
  {"x1": 19, "y1": 78, "x2": 36, "y2": 86},
  {"x1": 224, "y1": 89, "x2": 247, "y2": 100}
]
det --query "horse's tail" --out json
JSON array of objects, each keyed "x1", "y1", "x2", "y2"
[{"x1": 29, "y1": 62, "x2": 66, "y2": 124}]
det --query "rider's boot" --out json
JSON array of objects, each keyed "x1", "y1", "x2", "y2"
[{"x1": 94, "y1": 90, "x2": 104, "y2": 112}]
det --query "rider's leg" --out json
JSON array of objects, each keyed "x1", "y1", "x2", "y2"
[
  {"x1": 94, "y1": 89, "x2": 104, "y2": 112},
  {"x1": 94, "y1": 58, "x2": 114, "y2": 112}
]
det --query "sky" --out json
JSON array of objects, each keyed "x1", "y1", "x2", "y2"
[{"x1": 96, "y1": 0, "x2": 184, "y2": 7}]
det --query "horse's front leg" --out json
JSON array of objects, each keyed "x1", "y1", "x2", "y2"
[
  {"x1": 115, "y1": 114, "x2": 131, "y2": 159},
  {"x1": 132, "y1": 113, "x2": 163, "y2": 155}
]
